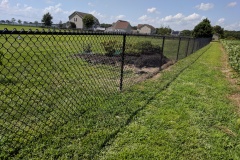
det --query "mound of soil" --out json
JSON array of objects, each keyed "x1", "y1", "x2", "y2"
[{"x1": 75, "y1": 53, "x2": 169, "y2": 68}]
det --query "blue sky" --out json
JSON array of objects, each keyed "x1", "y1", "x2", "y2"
[{"x1": 0, "y1": 0, "x2": 240, "y2": 30}]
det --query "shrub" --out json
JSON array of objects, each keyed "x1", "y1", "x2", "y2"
[
  {"x1": 101, "y1": 40, "x2": 117, "y2": 56},
  {"x1": 83, "y1": 44, "x2": 92, "y2": 53},
  {"x1": 134, "y1": 41, "x2": 153, "y2": 54},
  {"x1": 125, "y1": 41, "x2": 162, "y2": 55}
]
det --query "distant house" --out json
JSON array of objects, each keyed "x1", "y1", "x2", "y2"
[
  {"x1": 68, "y1": 11, "x2": 100, "y2": 29},
  {"x1": 171, "y1": 30, "x2": 181, "y2": 36},
  {"x1": 212, "y1": 34, "x2": 219, "y2": 41},
  {"x1": 137, "y1": 24, "x2": 156, "y2": 34},
  {"x1": 105, "y1": 20, "x2": 132, "y2": 33}
]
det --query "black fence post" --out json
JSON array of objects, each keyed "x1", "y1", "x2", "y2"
[
  {"x1": 160, "y1": 36, "x2": 165, "y2": 70},
  {"x1": 185, "y1": 38, "x2": 190, "y2": 57},
  {"x1": 119, "y1": 34, "x2": 126, "y2": 91},
  {"x1": 191, "y1": 38, "x2": 195, "y2": 54},
  {"x1": 176, "y1": 37, "x2": 181, "y2": 61}
]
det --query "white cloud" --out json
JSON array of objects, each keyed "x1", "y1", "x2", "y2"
[
  {"x1": 43, "y1": 3, "x2": 63, "y2": 14},
  {"x1": 227, "y1": 2, "x2": 237, "y2": 7},
  {"x1": 116, "y1": 15, "x2": 125, "y2": 19},
  {"x1": 138, "y1": 14, "x2": 160, "y2": 25},
  {"x1": 162, "y1": 13, "x2": 189, "y2": 22},
  {"x1": 147, "y1": 7, "x2": 156, "y2": 13},
  {"x1": 184, "y1": 13, "x2": 200, "y2": 21},
  {"x1": 88, "y1": 2, "x2": 94, "y2": 7},
  {"x1": 147, "y1": 7, "x2": 160, "y2": 14},
  {"x1": 138, "y1": 15, "x2": 148, "y2": 21},
  {"x1": 224, "y1": 22, "x2": 240, "y2": 30},
  {"x1": 0, "y1": 0, "x2": 9, "y2": 8},
  {"x1": 45, "y1": 0, "x2": 54, "y2": 4},
  {"x1": 196, "y1": 3, "x2": 214, "y2": 11},
  {"x1": 89, "y1": 10, "x2": 105, "y2": 19},
  {"x1": 217, "y1": 18, "x2": 225, "y2": 25},
  {"x1": 136, "y1": 12, "x2": 203, "y2": 30},
  {"x1": 158, "y1": 13, "x2": 203, "y2": 30}
]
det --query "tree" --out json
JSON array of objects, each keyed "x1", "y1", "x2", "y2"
[
  {"x1": 132, "y1": 26, "x2": 137, "y2": 30},
  {"x1": 34, "y1": 21, "x2": 38, "y2": 26},
  {"x1": 59, "y1": 20, "x2": 63, "y2": 28},
  {"x1": 156, "y1": 26, "x2": 172, "y2": 35},
  {"x1": 41, "y1": 12, "x2": 53, "y2": 26},
  {"x1": 11, "y1": 18, "x2": 16, "y2": 23},
  {"x1": 82, "y1": 14, "x2": 95, "y2": 30},
  {"x1": 224, "y1": 30, "x2": 240, "y2": 40},
  {"x1": 68, "y1": 22, "x2": 76, "y2": 29},
  {"x1": 18, "y1": 19, "x2": 22, "y2": 24},
  {"x1": 192, "y1": 18, "x2": 213, "y2": 38},
  {"x1": 213, "y1": 25, "x2": 224, "y2": 38},
  {"x1": 100, "y1": 23, "x2": 112, "y2": 28},
  {"x1": 180, "y1": 30, "x2": 192, "y2": 37}
]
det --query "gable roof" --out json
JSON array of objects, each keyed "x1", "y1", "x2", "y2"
[
  {"x1": 113, "y1": 20, "x2": 131, "y2": 29},
  {"x1": 138, "y1": 24, "x2": 155, "y2": 30},
  {"x1": 171, "y1": 31, "x2": 181, "y2": 36},
  {"x1": 69, "y1": 11, "x2": 98, "y2": 21}
]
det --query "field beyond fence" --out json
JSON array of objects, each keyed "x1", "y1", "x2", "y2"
[{"x1": 0, "y1": 28, "x2": 211, "y2": 158}]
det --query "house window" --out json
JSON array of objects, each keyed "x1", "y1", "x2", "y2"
[{"x1": 74, "y1": 18, "x2": 77, "y2": 22}]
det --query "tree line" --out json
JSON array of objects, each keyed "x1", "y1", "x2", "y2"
[{"x1": 154, "y1": 19, "x2": 239, "y2": 40}]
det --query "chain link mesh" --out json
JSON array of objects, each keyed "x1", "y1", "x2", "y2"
[{"x1": 0, "y1": 28, "x2": 211, "y2": 158}]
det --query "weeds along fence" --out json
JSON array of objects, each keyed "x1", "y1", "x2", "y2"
[{"x1": 0, "y1": 28, "x2": 211, "y2": 157}]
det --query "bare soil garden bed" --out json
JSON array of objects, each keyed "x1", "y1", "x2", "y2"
[{"x1": 74, "y1": 53, "x2": 170, "y2": 68}]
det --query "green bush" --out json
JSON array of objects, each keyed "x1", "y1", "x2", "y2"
[
  {"x1": 135, "y1": 41, "x2": 153, "y2": 54},
  {"x1": 125, "y1": 41, "x2": 162, "y2": 55},
  {"x1": 83, "y1": 44, "x2": 92, "y2": 53},
  {"x1": 101, "y1": 40, "x2": 117, "y2": 56}
]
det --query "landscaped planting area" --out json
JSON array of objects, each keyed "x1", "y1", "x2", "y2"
[{"x1": 0, "y1": 28, "x2": 211, "y2": 159}]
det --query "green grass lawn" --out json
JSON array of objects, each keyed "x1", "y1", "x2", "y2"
[
  {"x1": 2, "y1": 42, "x2": 237, "y2": 159},
  {"x1": 0, "y1": 24, "x2": 44, "y2": 31},
  {"x1": 95, "y1": 42, "x2": 240, "y2": 160}
]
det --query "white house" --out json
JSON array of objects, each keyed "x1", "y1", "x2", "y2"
[
  {"x1": 68, "y1": 11, "x2": 100, "y2": 29},
  {"x1": 105, "y1": 20, "x2": 132, "y2": 33},
  {"x1": 137, "y1": 24, "x2": 156, "y2": 34}
]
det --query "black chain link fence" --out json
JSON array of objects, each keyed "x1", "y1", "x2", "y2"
[{"x1": 0, "y1": 28, "x2": 211, "y2": 158}]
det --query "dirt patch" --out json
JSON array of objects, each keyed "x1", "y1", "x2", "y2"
[
  {"x1": 74, "y1": 53, "x2": 173, "y2": 85},
  {"x1": 74, "y1": 53, "x2": 170, "y2": 68}
]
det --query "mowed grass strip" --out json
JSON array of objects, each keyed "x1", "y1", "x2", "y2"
[{"x1": 96, "y1": 42, "x2": 240, "y2": 160}]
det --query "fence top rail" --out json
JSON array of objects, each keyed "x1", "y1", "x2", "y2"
[{"x1": 0, "y1": 28, "x2": 212, "y2": 40}]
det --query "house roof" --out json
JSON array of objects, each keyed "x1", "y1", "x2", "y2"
[
  {"x1": 171, "y1": 31, "x2": 181, "y2": 35},
  {"x1": 113, "y1": 20, "x2": 131, "y2": 29},
  {"x1": 69, "y1": 11, "x2": 98, "y2": 21},
  {"x1": 138, "y1": 24, "x2": 155, "y2": 30}
]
